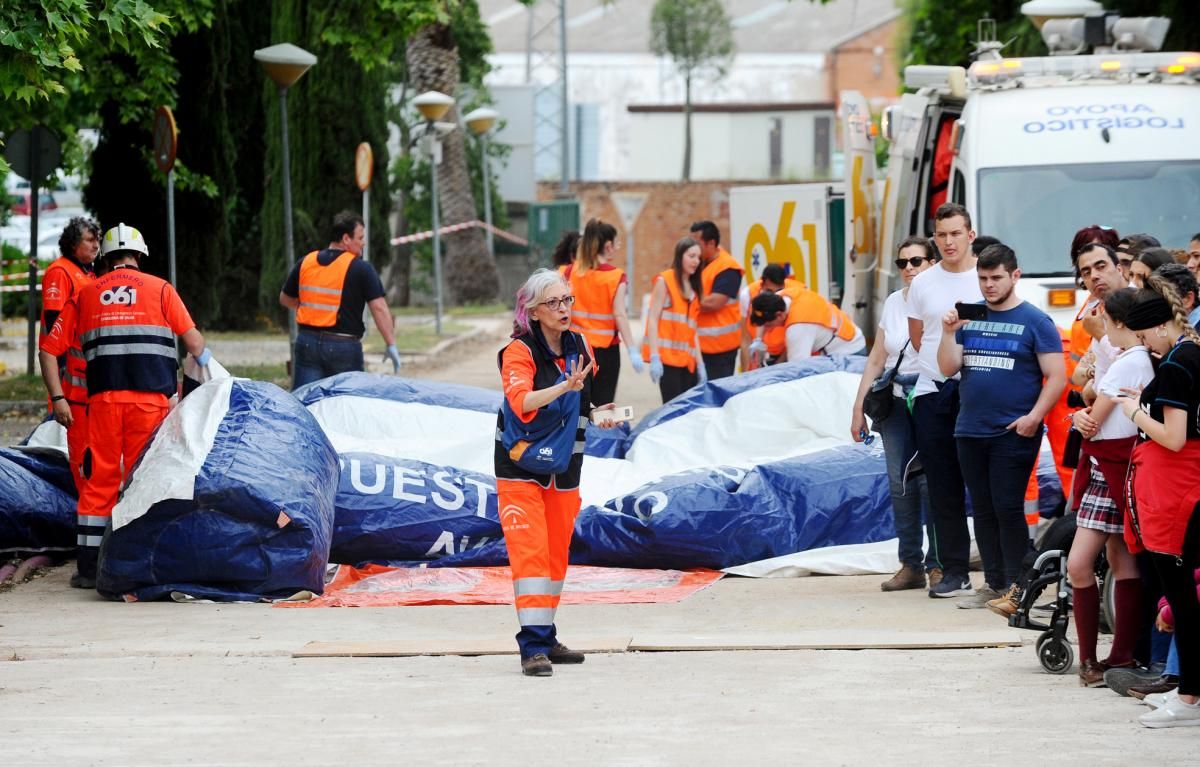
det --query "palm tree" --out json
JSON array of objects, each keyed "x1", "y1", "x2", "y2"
[{"x1": 406, "y1": 22, "x2": 500, "y2": 305}]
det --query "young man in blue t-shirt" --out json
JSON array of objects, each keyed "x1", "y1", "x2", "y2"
[{"x1": 938, "y1": 244, "x2": 1066, "y2": 614}]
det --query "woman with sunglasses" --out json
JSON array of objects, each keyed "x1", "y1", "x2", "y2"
[
  {"x1": 494, "y1": 269, "x2": 617, "y2": 677},
  {"x1": 851, "y1": 236, "x2": 940, "y2": 592}
]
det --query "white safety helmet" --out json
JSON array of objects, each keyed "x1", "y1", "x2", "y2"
[{"x1": 100, "y1": 223, "x2": 149, "y2": 260}]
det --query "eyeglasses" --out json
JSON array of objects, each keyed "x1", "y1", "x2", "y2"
[
  {"x1": 895, "y1": 257, "x2": 932, "y2": 269},
  {"x1": 540, "y1": 295, "x2": 575, "y2": 311}
]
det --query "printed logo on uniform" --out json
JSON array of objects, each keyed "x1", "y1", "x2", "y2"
[
  {"x1": 100, "y1": 285, "x2": 138, "y2": 306},
  {"x1": 46, "y1": 284, "x2": 62, "y2": 300},
  {"x1": 537, "y1": 446, "x2": 554, "y2": 457},
  {"x1": 500, "y1": 503, "x2": 530, "y2": 531}
]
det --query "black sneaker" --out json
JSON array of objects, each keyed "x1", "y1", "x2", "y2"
[
  {"x1": 1105, "y1": 666, "x2": 1169, "y2": 697},
  {"x1": 69, "y1": 572, "x2": 96, "y2": 590},
  {"x1": 928, "y1": 574, "x2": 974, "y2": 598},
  {"x1": 521, "y1": 653, "x2": 553, "y2": 677}
]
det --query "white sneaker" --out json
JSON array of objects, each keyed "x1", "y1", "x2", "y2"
[
  {"x1": 1143, "y1": 689, "x2": 1179, "y2": 710},
  {"x1": 956, "y1": 586, "x2": 1002, "y2": 609},
  {"x1": 1139, "y1": 696, "x2": 1200, "y2": 728}
]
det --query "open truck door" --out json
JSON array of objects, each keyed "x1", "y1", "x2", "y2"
[{"x1": 839, "y1": 90, "x2": 879, "y2": 335}]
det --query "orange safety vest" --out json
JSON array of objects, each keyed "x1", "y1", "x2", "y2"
[
  {"x1": 41, "y1": 256, "x2": 94, "y2": 405},
  {"x1": 296, "y1": 250, "x2": 356, "y2": 328},
  {"x1": 76, "y1": 267, "x2": 191, "y2": 399},
  {"x1": 640, "y1": 269, "x2": 699, "y2": 371},
  {"x1": 568, "y1": 265, "x2": 624, "y2": 349},
  {"x1": 698, "y1": 249, "x2": 744, "y2": 354},
  {"x1": 785, "y1": 287, "x2": 858, "y2": 351},
  {"x1": 746, "y1": 278, "x2": 803, "y2": 356}
]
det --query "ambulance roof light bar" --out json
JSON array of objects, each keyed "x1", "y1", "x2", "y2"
[
  {"x1": 968, "y1": 52, "x2": 1200, "y2": 86},
  {"x1": 904, "y1": 65, "x2": 968, "y2": 97}
]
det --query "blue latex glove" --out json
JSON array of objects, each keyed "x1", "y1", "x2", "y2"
[
  {"x1": 384, "y1": 344, "x2": 402, "y2": 373},
  {"x1": 649, "y1": 354, "x2": 664, "y2": 384},
  {"x1": 195, "y1": 347, "x2": 212, "y2": 367},
  {"x1": 627, "y1": 347, "x2": 645, "y2": 374},
  {"x1": 748, "y1": 338, "x2": 767, "y2": 358},
  {"x1": 696, "y1": 359, "x2": 708, "y2": 384}
]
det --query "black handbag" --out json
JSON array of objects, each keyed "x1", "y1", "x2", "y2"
[{"x1": 863, "y1": 341, "x2": 909, "y2": 422}]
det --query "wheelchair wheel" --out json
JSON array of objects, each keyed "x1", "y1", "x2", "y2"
[
  {"x1": 1035, "y1": 630, "x2": 1054, "y2": 655},
  {"x1": 1039, "y1": 636, "x2": 1074, "y2": 674}
]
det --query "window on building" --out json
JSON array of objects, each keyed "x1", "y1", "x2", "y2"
[
  {"x1": 814, "y1": 116, "x2": 832, "y2": 177},
  {"x1": 769, "y1": 118, "x2": 783, "y2": 179}
]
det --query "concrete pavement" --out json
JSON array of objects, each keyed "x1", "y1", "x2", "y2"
[{"x1": 2, "y1": 316, "x2": 1190, "y2": 763}]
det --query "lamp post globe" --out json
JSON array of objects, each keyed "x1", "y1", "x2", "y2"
[
  {"x1": 413, "y1": 91, "x2": 455, "y2": 123},
  {"x1": 463, "y1": 108, "x2": 500, "y2": 261},
  {"x1": 1019, "y1": 0, "x2": 1103, "y2": 28},
  {"x1": 254, "y1": 42, "x2": 317, "y2": 370},
  {"x1": 464, "y1": 107, "x2": 499, "y2": 136}
]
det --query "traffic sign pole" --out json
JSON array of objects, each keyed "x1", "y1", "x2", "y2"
[
  {"x1": 355, "y1": 143, "x2": 374, "y2": 264},
  {"x1": 5, "y1": 126, "x2": 62, "y2": 375}
]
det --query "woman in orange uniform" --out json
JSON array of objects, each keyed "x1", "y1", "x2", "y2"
[
  {"x1": 495, "y1": 268, "x2": 617, "y2": 676},
  {"x1": 566, "y1": 218, "x2": 642, "y2": 405},
  {"x1": 642, "y1": 237, "x2": 705, "y2": 403}
]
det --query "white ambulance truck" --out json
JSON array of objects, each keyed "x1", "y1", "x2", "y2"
[{"x1": 862, "y1": 12, "x2": 1200, "y2": 332}]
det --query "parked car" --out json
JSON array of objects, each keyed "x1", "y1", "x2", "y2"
[{"x1": 10, "y1": 191, "x2": 58, "y2": 216}]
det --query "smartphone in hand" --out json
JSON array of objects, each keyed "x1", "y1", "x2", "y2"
[
  {"x1": 591, "y1": 405, "x2": 634, "y2": 424},
  {"x1": 955, "y1": 301, "x2": 987, "y2": 322}
]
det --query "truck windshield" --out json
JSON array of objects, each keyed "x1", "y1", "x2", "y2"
[{"x1": 977, "y1": 161, "x2": 1200, "y2": 276}]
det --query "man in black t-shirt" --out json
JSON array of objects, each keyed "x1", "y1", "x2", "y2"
[{"x1": 280, "y1": 211, "x2": 401, "y2": 389}]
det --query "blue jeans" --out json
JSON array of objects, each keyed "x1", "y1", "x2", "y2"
[
  {"x1": 293, "y1": 330, "x2": 364, "y2": 390},
  {"x1": 875, "y1": 396, "x2": 937, "y2": 570},
  {"x1": 1166, "y1": 636, "x2": 1180, "y2": 677},
  {"x1": 957, "y1": 429, "x2": 1042, "y2": 588}
]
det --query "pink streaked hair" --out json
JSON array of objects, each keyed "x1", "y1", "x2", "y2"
[{"x1": 512, "y1": 268, "x2": 569, "y2": 338}]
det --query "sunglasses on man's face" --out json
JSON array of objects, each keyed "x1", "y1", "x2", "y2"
[{"x1": 895, "y1": 256, "x2": 932, "y2": 269}]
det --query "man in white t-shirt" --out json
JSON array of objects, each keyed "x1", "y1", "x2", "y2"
[{"x1": 906, "y1": 203, "x2": 984, "y2": 599}]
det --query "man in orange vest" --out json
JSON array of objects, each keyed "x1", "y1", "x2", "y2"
[
  {"x1": 690, "y1": 220, "x2": 743, "y2": 380},
  {"x1": 749, "y1": 286, "x2": 865, "y2": 360},
  {"x1": 41, "y1": 217, "x2": 100, "y2": 499},
  {"x1": 740, "y1": 263, "x2": 803, "y2": 370},
  {"x1": 279, "y1": 211, "x2": 401, "y2": 390},
  {"x1": 39, "y1": 223, "x2": 210, "y2": 589}
]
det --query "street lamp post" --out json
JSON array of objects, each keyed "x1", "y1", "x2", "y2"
[
  {"x1": 254, "y1": 42, "x2": 317, "y2": 364},
  {"x1": 413, "y1": 91, "x2": 455, "y2": 335},
  {"x1": 464, "y1": 107, "x2": 500, "y2": 260}
]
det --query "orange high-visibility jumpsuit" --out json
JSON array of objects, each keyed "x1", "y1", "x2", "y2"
[
  {"x1": 40, "y1": 255, "x2": 95, "y2": 492},
  {"x1": 40, "y1": 264, "x2": 195, "y2": 578},
  {"x1": 495, "y1": 329, "x2": 594, "y2": 659}
]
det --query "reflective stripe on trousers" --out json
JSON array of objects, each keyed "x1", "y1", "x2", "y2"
[{"x1": 76, "y1": 513, "x2": 107, "y2": 548}]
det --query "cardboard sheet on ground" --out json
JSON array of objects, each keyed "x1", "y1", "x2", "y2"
[{"x1": 282, "y1": 564, "x2": 724, "y2": 608}]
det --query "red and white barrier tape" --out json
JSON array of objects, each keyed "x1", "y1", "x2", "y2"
[
  {"x1": 0, "y1": 270, "x2": 48, "y2": 292},
  {"x1": 390, "y1": 219, "x2": 529, "y2": 247}
]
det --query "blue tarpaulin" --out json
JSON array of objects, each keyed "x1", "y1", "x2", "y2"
[
  {"x1": 97, "y1": 380, "x2": 339, "y2": 601},
  {"x1": 0, "y1": 447, "x2": 76, "y2": 554}
]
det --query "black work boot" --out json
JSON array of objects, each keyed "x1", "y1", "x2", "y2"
[{"x1": 521, "y1": 653, "x2": 553, "y2": 677}]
